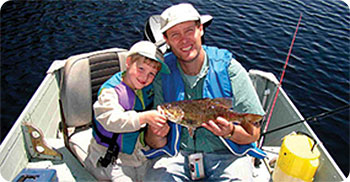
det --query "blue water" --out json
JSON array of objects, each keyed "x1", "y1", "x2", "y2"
[{"x1": 1, "y1": 0, "x2": 349, "y2": 175}]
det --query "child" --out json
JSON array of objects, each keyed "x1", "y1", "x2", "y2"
[{"x1": 84, "y1": 40, "x2": 170, "y2": 181}]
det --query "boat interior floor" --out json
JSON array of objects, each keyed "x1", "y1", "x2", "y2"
[{"x1": 25, "y1": 135, "x2": 279, "y2": 181}]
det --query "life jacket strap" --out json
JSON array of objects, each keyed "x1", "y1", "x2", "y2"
[{"x1": 98, "y1": 133, "x2": 120, "y2": 168}]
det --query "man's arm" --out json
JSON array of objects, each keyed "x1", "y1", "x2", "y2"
[
  {"x1": 145, "y1": 124, "x2": 170, "y2": 149},
  {"x1": 152, "y1": 74, "x2": 165, "y2": 108},
  {"x1": 228, "y1": 58, "x2": 264, "y2": 144},
  {"x1": 228, "y1": 119, "x2": 261, "y2": 144},
  {"x1": 203, "y1": 58, "x2": 264, "y2": 144}
]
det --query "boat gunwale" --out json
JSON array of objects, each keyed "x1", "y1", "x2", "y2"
[{"x1": 0, "y1": 63, "x2": 346, "y2": 181}]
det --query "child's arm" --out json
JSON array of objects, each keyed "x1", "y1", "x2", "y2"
[
  {"x1": 94, "y1": 88, "x2": 144, "y2": 132},
  {"x1": 95, "y1": 88, "x2": 169, "y2": 134},
  {"x1": 138, "y1": 110, "x2": 167, "y2": 128}
]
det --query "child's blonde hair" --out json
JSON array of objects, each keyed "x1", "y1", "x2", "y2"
[{"x1": 129, "y1": 54, "x2": 162, "y2": 71}]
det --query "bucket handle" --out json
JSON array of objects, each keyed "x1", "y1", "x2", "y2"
[{"x1": 296, "y1": 131, "x2": 318, "y2": 152}]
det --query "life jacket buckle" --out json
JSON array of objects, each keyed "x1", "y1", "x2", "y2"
[{"x1": 98, "y1": 144, "x2": 119, "y2": 168}]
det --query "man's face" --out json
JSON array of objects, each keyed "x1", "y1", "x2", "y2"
[{"x1": 164, "y1": 21, "x2": 203, "y2": 63}]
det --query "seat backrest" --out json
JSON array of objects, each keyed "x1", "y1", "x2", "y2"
[{"x1": 60, "y1": 48, "x2": 128, "y2": 128}]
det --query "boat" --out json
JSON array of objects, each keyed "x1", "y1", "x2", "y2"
[
  {"x1": 0, "y1": 46, "x2": 346, "y2": 181},
  {"x1": 0, "y1": 15, "x2": 346, "y2": 182}
]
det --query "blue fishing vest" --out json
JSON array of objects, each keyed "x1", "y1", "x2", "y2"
[
  {"x1": 143, "y1": 45, "x2": 266, "y2": 159},
  {"x1": 93, "y1": 72, "x2": 153, "y2": 155}
]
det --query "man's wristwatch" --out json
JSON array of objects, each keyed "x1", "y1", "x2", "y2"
[{"x1": 224, "y1": 125, "x2": 235, "y2": 139}]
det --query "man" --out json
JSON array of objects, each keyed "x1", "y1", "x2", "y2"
[{"x1": 143, "y1": 3, "x2": 265, "y2": 181}]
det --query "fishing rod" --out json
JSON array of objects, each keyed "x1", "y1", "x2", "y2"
[
  {"x1": 258, "y1": 13, "x2": 303, "y2": 148},
  {"x1": 261, "y1": 104, "x2": 350, "y2": 136}
]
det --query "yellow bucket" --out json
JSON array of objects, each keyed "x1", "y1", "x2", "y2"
[{"x1": 272, "y1": 132, "x2": 320, "y2": 182}]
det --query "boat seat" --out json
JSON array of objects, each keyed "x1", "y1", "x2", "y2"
[{"x1": 59, "y1": 48, "x2": 128, "y2": 166}]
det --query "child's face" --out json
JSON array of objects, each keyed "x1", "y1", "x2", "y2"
[{"x1": 124, "y1": 57, "x2": 159, "y2": 90}]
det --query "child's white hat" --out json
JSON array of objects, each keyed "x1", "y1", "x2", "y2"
[{"x1": 128, "y1": 41, "x2": 170, "y2": 74}]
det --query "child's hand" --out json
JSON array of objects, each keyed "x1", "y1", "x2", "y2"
[
  {"x1": 143, "y1": 109, "x2": 170, "y2": 148},
  {"x1": 139, "y1": 110, "x2": 167, "y2": 130}
]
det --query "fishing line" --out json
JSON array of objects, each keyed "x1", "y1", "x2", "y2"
[
  {"x1": 258, "y1": 13, "x2": 303, "y2": 148},
  {"x1": 262, "y1": 104, "x2": 350, "y2": 136}
]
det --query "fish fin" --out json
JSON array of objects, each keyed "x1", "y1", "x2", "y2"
[
  {"x1": 212, "y1": 97, "x2": 234, "y2": 109},
  {"x1": 245, "y1": 114, "x2": 263, "y2": 124}
]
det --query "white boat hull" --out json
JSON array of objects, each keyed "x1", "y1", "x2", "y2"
[{"x1": 0, "y1": 50, "x2": 345, "y2": 181}]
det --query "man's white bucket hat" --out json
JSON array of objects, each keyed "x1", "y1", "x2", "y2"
[
  {"x1": 127, "y1": 41, "x2": 170, "y2": 74},
  {"x1": 160, "y1": 3, "x2": 213, "y2": 33}
]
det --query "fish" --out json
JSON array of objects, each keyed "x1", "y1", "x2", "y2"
[{"x1": 158, "y1": 97, "x2": 263, "y2": 134}]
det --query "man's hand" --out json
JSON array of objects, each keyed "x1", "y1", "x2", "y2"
[
  {"x1": 202, "y1": 116, "x2": 261, "y2": 145},
  {"x1": 148, "y1": 122, "x2": 170, "y2": 137},
  {"x1": 145, "y1": 123, "x2": 170, "y2": 149},
  {"x1": 202, "y1": 117, "x2": 234, "y2": 137}
]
